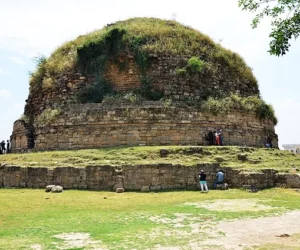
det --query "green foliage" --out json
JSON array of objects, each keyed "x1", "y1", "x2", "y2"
[
  {"x1": 256, "y1": 102, "x2": 278, "y2": 125},
  {"x1": 102, "y1": 92, "x2": 146, "y2": 105},
  {"x1": 162, "y1": 98, "x2": 173, "y2": 107},
  {"x1": 36, "y1": 108, "x2": 61, "y2": 126},
  {"x1": 19, "y1": 114, "x2": 30, "y2": 123},
  {"x1": 176, "y1": 57, "x2": 204, "y2": 75},
  {"x1": 199, "y1": 94, "x2": 277, "y2": 124},
  {"x1": 28, "y1": 17, "x2": 258, "y2": 94},
  {"x1": 77, "y1": 28, "x2": 127, "y2": 73},
  {"x1": 128, "y1": 35, "x2": 149, "y2": 72},
  {"x1": 175, "y1": 68, "x2": 187, "y2": 75},
  {"x1": 77, "y1": 76, "x2": 163, "y2": 104},
  {"x1": 29, "y1": 55, "x2": 47, "y2": 91},
  {"x1": 76, "y1": 77, "x2": 115, "y2": 103},
  {"x1": 134, "y1": 77, "x2": 164, "y2": 101},
  {"x1": 238, "y1": 0, "x2": 300, "y2": 56},
  {"x1": 187, "y1": 56, "x2": 204, "y2": 73},
  {"x1": 77, "y1": 27, "x2": 150, "y2": 75},
  {"x1": 213, "y1": 46, "x2": 257, "y2": 84}
]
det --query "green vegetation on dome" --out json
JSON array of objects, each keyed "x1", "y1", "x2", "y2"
[
  {"x1": 29, "y1": 17, "x2": 257, "y2": 91},
  {"x1": 26, "y1": 18, "x2": 277, "y2": 122},
  {"x1": 199, "y1": 94, "x2": 277, "y2": 125}
]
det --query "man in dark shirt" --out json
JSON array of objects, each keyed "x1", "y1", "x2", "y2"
[
  {"x1": 6, "y1": 140, "x2": 10, "y2": 153},
  {"x1": 0, "y1": 140, "x2": 5, "y2": 153},
  {"x1": 199, "y1": 170, "x2": 209, "y2": 192}
]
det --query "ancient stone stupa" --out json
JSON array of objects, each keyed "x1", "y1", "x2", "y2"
[{"x1": 11, "y1": 18, "x2": 277, "y2": 152}]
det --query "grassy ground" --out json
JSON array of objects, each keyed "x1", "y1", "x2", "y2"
[
  {"x1": 1, "y1": 146, "x2": 299, "y2": 172},
  {"x1": 0, "y1": 188, "x2": 299, "y2": 250}
]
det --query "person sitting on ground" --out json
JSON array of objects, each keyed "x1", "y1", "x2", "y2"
[
  {"x1": 213, "y1": 170, "x2": 224, "y2": 189},
  {"x1": 199, "y1": 170, "x2": 209, "y2": 192}
]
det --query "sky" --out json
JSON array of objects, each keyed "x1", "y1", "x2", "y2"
[{"x1": 0, "y1": 0, "x2": 299, "y2": 148}]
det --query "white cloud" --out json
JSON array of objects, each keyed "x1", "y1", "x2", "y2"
[
  {"x1": 0, "y1": 37, "x2": 40, "y2": 58},
  {"x1": 0, "y1": 89, "x2": 11, "y2": 98},
  {"x1": 0, "y1": 68, "x2": 11, "y2": 75},
  {"x1": 9, "y1": 56, "x2": 25, "y2": 66},
  {"x1": 13, "y1": 103, "x2": 25, "y2": 109},
  {"x1": 274, "y1": 98, "x2": 300, "y2": 146}
]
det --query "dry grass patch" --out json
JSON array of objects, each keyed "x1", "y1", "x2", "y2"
[{"x1": 184, "y1": 199, "x2": 278, "y2": 212}]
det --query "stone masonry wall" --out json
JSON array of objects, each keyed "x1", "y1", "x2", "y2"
[
  {"x1": 26, "y1": 104, "x2": 276, "y2": 151},
  {"x1": 17, "y1": 53, "x2": 271, "y2": 152},
  {"x1": 24, "y1": 54, "x2": 259, "y2": 118},
  {"x1": 0, "y1": 164, "x2": 299, "y2": 190},
  {"x1": 10, "y1": 120, "x2": 33, "y2": 151}
]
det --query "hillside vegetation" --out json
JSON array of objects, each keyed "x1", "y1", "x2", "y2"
[{"x1": 1, "y1": 146, "x2": 299, "y2": 172}]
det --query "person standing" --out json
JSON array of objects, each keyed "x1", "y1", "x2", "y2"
[
  {"x1": 6, "y1": 140, "x2": 10, "y2": 153},
  {"x1": 212, "y1": 130, "x2": 216, "y2": 145},
  {"x1": 199, "y1": 170, "x2": 209, "y2": 192},
  {"x1": 266, "y1": 135, "x2": 273, "y2": 148},
  {"x1": 219, "y1": 129, "x2": 224, "y2": 146},
  {"x1": 215, "y1": 130, "x2": 219, "y2": 145},
  {"x1": 0, "y1": 140, "x2": 6, "y2": 154},
  {"x1": 213, "y1": 170, "x2": 224, "y2": 189}
]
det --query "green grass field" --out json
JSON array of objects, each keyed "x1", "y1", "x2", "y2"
[
  {"x1": 0, "y1": 188, "x2": 300, "y2": 250},
  {"x1": 1, "y1": 146, "x2": 299, "y2": 172}
]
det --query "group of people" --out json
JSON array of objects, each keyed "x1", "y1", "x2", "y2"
[
  {"x1": 198, "y1": 169, "x2": 224, "y2": 192},
  {"x1": 206, "y1": 129, "x2": 224, "y2": 146},
  {"x1": 0, "y1": 140, "x2": 10, "y2": 154}
]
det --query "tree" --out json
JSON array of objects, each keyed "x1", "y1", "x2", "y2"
[{"x1": 238, "y1": 0, "x2": 300, "y2": 56}]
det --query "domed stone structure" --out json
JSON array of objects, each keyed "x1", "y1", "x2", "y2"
[{"x1": 11, "y1": 18, "x2": 278, "y2": 152}]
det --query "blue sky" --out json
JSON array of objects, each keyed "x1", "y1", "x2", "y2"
[{"x1": 0, "y1": 0, "x2": 299, "y2": 148}]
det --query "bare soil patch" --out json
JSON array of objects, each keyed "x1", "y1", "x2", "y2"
[
  {"x1": 30, "y1": 244, "x2": 42, "y2": 250},
  {"x1": 53, "y1": 232, "x2": 106, "y2": 250},
  {"x1": 185, "y1": 199, "x2": 277, "y2": 212},
  {"x1": 201, "y1": 210, "x2": 300, "y2": 249}
]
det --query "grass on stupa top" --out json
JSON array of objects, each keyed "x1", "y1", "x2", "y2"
[
  {"x1": 1, "y1": 145, "x2": 299, "y2": 172},
  {"x1": 30, "y1": 17, "x2": 257, "y2": 90}
]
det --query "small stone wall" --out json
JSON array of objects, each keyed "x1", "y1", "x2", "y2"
[{"x1": 0, "y1": 164, "x2": 299, "y2": 190}]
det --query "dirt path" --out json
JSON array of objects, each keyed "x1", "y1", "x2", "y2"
[{"x1": 201, "y1": 210, "x2": 300, "y2": 249}]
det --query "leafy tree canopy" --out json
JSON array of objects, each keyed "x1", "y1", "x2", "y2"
[{"x1": 238, "y1": 0, "x2": 300, "y2": 56}]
